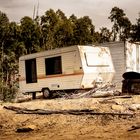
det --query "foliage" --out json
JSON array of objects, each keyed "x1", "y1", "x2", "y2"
[
  {"x1": 98, "y1": 27, "x2": 112, "y2": 43},
  {"x1": 0, "y1": 11, "x2": 19, "y2": 102},
  {"x1": 130, "y1": 14, "x2": 140, "y2": 42},
  {"x1": 41, "y1": 9, "x2": 59, "y2": 50},
  {"x1": 0, "y1": 11, "x2": 9, "y2": 43},
  {"x1": 20, "y1": 16, "x2": 41, "y2": 54},
  {"x1": 108, "y1": 7, "x2": 131, "y2": 41},
  {"x1": 73, "y1": 16, "x2": 95, "y2": 45},
  {"x1": 0, "y1": 83, "x2": 17, "y2": 102}
]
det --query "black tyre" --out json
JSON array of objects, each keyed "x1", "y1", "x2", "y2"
[{"x1": 43, "y1": 88, "x2": 50, "y2": 99}]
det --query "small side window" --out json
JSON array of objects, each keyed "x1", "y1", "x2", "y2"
[{"x1": 45, "y1": 56, "x2": 62, "y2": 75}]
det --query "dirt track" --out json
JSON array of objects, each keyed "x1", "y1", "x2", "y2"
[{"x1": 0, "y1": 96, "x2": 140, "y2": 140}]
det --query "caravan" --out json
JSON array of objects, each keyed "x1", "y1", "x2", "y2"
[{"x1": 19, "y1": 45, "x2": 114, "y2": 98}]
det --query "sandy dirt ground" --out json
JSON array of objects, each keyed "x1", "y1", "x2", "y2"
[{"x1": 0, "y1": 96, "x2": 140, "y2": 140}]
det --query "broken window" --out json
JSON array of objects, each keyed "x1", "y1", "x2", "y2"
[
  {"x1": 45, "y1": 56, "x2": 62, "y2": 75},
  {"x1": 25, "y1": 58, "x2": 37, "y2": 83}
]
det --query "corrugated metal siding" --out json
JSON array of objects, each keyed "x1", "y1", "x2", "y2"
[{"x1": 100, "y1": 42, "x2": 125, "y2": 89}]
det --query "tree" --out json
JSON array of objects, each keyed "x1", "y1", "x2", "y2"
[
  {"x1": 41, "y1": 9, "x2": 75, "y2": 49},
  {"x1": 0, "y1": 11, "x2": 18, "y2": 101},
  {"x1": 56, "y1": 9, "x2": 67, "y2": 21},
  {"x1": 118, "y1": 17, "x2": 131, "y2": 41},
  {"x1": 73, "y1": 16, "x2": 95, "y2": 45},
  {"x1": 68, "y1": 14, "x2": 78, "y2": 45},
  {"x1": 20, "y1": 16, "x2": 41, "y2": 54},
  {"x1": 0, "y1": 11, "x2": 9, "y2": 69},
  {"x1": 54, "y1": 10, "x2": 73, "y2": 47},
  {"x1": 98, "y1": 27, "x2": 112, "y2": 43},
  {"x1": 69, "y1": 14, "x2": 77, "y2": 24},
  {"x1": 3, "y1": 22, "x2": 24, "y2": 86},
  {"x1": 109, "y1": 7, "x2": 131, "y2": 41},
  {"x1": 54, "y1": 20, "x2": 73, "y2": 48},
  {"x1": 41, "y1": 9, "x2": 97, "y2": 48},
  {"x1": 130, "y1": 13, "x2": 140, "y2": 42},
  {"x1": 4, "y1": 22, "x2": 23, "y2": 55},
  {"x1": 0, "y1": 11, "x2": 9, "y2": 85},
  {"x1": 41, "y1": 9, "x2": 59, "y2": 50},
  {"x1": 0, "y1": 11, "x2": 9, "y2": 42}
]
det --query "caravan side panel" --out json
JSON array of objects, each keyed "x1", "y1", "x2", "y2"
[
  {"x1": 19, "y1": 46, "x2": 84, "y2": 93},
  {"x1": 37, "y1": 49, "x2": 83, "y2": 91},
  {"x1": 19, "y1": 57, "x2": 42, "y2": 93}
]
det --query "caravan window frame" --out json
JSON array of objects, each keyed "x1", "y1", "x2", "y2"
[
  {"x1": 45, "y1": 56, "x2": 62, "y2": 75},
  {"x1": 84, "y1": 52, "x2": 109, "y2": 67}
]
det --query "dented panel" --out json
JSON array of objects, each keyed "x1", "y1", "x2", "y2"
[{"x1": 79, "y1": 46, "x2": 115, "y2": 88}]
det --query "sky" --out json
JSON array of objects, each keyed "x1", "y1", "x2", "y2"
[{"x1": 0, "y1": 0, "x2": 140, "y2": 31}]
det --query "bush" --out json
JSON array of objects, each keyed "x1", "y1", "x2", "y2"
[{"x1": 0, "y1": 83, "x2": 18, "y2": 102}]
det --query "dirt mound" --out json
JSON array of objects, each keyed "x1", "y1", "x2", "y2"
[{"x1": 0, "y1": 96, "x2": 140, "y2": 140}]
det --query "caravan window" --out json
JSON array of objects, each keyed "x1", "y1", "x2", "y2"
[
  {"x1": 45, "y1": 56, "x2": 62, "y2": 75},
  {"x1": 85, "y1": 52, "x2": 109, "y2": 67},
  {"x1": 25, "y1": 58, "x2": 37, "y2": 83}
]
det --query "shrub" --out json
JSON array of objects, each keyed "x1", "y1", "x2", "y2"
[{"x1": 0, "y1": 83, "x2": 18, "y2": 102}]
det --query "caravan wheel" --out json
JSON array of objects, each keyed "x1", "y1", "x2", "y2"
[{"x1": 43, "y1": 88, "x2": 50, "y2": 99}]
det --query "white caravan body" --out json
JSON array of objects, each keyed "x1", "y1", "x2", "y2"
[{"x1": 19, "y1": 45, "x2": 114, "y2": 94}]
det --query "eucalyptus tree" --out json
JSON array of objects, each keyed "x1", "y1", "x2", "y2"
[
  {"x1": 0, "y1": 11, "x2": 9, "y2": 87},
  {"x1": 54, "y1": 9, "x2": 73, "y2": 47},
  {"x1": 68, "y1": 14, "x2": 78, "y2": 45},
  {"x1": 130, "y1": 14, "x2": 140, "y2": 42},
  {"x1": 98, "y1": 27, "x2": 112, "y2": 43},
  {"x1": 41, "y1": 9, "x2": 59, "y2": 50},
  {"x1": 20, "y1": 16, "x2": 41, "y2": 54},
  {"x1": 3, "y1": 22, "x2": 20, "y2": 86},
  {"x1": 109, "y1": 7, "x2": 131, "y2": 41},
  {"x1": 69, "y1": 14, "x2": 77, "y2": 24},
  {"x1": 0, "y1": 11, "x2": 9, "y2": 43},
  {"x1": 0, "y1": 11, "x2": 19, "y2": 101},
  {"x1": 0, "y1": 11, "x2": 9, "y2": 69},
  {"x1": 56, "y1": 9, "x2": 67, "y2": 21},
  {"x1": 118, "y1": 17, "x2": 131, "y2": 41},
  {"x1": 74, "y1": 16, "x2": 95, "y2": 45},
  {"x1": 4, "y1": 22, "x2": 23, "y2": 55}
]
